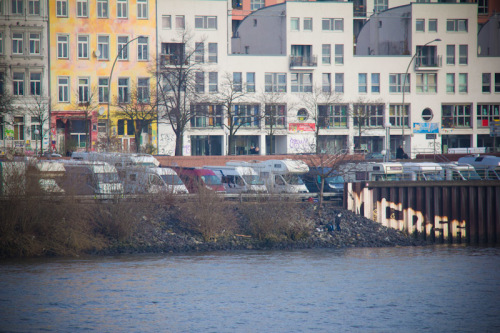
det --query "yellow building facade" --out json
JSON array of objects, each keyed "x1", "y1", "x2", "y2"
[{"x1": 49, "y1": 0, "x2": 156, "y2": 153}]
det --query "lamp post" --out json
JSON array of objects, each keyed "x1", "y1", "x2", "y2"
[
  {"x1": 34, "y1": 129, "x2": 40, "y2": 156},
  {"x1": 401, "y1": 38, "x2": 441, "y2": 157},
  {"x1": 106, "y1": 35, "x2": 146, "y2": 150},
  {"x1": 385, "y1": 122, "x2": 391, "y2": 162}
]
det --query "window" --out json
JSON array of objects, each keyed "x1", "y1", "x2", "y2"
[
  {"x1": 195, "y1": 72, "x2": 205, "y2": 93},
  {"x1": 358, "y1": 73, "x2": 367, "y2": 93},
  {"x1": 28, "y1": 0, "x2": 40, "y2": 15},
  {"x1": 190, "y1": 104, "x2": 222, "y2": 128},
  {"x1": 334, "y1": 44, "x2": 344, "y2": 64},
  {"x1": 265, "y1": 73, "x2": 286, "y2": 93},
  {"x1": 335, "y1": 73, "x2": 344, "y2": 93},
  {"x1": 458, "y1": 73, "x2": 467, "y2": 93},
  {"x1": 233, "y1": 72, "x2": 242, "y2": 92},
  {"x1": 97, "y1": 0, "x2": 108, "y2": 18},
  {"x1": 322, "y1": 73, "x2": 331, "y2": 93},
  {"x1": 371, "y1": 73, "x2": 380, "y2": 93},
  {"x1": 29, "y1": 33, "x2": 40, "y2": 55},
  {"x1": 291, "y1": 73, "x2": 312, "y2": 93},
  {"x1": 374, "y1": 0, "x2": 388, "y2": 13},
  {"x1": 13, "y1": 72, "x2": 24, "y2": 96},
  {"x1": 175, "y1": 15, "x2": 185, "y2": 29},
  {"x1": 14, "y1": 117, "x2": 24, "y2": 140},
  {"x1": 117, "y1": 36, "x2": 129, "y2": 60},
  {"x1": 477, "y1": 104, "x2": 500, "y2": 127},
  {"x1": 118, "y1": 78, "x2": 129, "y2": 103},
  {"x1": 137, "y1": 78, "x2": 149, "y2": 102},
  {"x1": 429, "y1": 19, "x2": 437, "y2": 32},
  {"x1": 322, "y1": 44, "x2": 331, "y2": 64},
  {"x1": 97, "y1": 35, "x2": 109, "y2": 60},
  {"x1": 416, "y1": 19, "x2": 425, "y2": 32},
  {"x1": 195, "y1": 42, "x2": 204, "y2": 63},
  {"x1": 78, "y1": 77, "x2": 90, "y2": 103},
  {"x1": 233, "y1": 104, "x2": 260, "y2": 127},
  {"x1": 442, "y1": 104, "x2": 471, "y2": 128},
  {"x1": 117, "y1": 0, "x2": 127, "y2": 18},
  {"x1": 117, "y1": 119, "x2": 125, "y2": 135},
  {"x1": 291, "y1": 18, "x2": 299, "y2": 31},
  {"x1": 137, "y1": 36, "x2": 148, "y2": 60},
  {"x1": 389, "y1": 105, "x2": 409, "y2": 127},
  {"x1": 482, "y1": 73, "x2": 491, "y2": 93},
  {"x1": 304, "y1": 18, "x2": 312, "y2": 31},
  {"x1": 98, "y1": 77, "x2": 109, "y2": 103},
  {"x1": 422, "y1": 108, "x2": 433, "y2": 122},
  {"x1": 30, "y1": 73, "x2": 41, "y2": 96},
  {"x1": 447, "y1": 19, "x2": 467, "y2": 32},
  {"x1": 389, "y1": 73, "x2": 410, "y2": 93},
  {"x1": 208, "y1": 43, "x2": 218, "y2": 63},
  {"x1": 57, "y1": 35, "x2": 69, "y2": 59},
  {"x1": 496, "y1": 73, "x2": 500, "y2": 93},
  {"x1": 416, "y1": 73, "x2": 437, "y2": 93},
  {"x1": 318, "y1": 104, "x2": 348, "y2": 128},
  {"x1": 264, "y1": 104, "x2": 286, "y2": 128},
  {"x1": 446, "y1": 45, "x2": 455, "y2": 65},
  {"x1": 446, "y1": 73, "x2": 455, "y2": 93},
  {"x1": 126, "y1": 120, "x2": 134, "y2": 136},
  {"x1": 58, "y1": 76, "x2": 69, "y2": 102},
  {"x1": 195, "y1": 16, "x2": 217, "y2": 30},
  {"x1": 353, "y1": 104, "x2": 384, "y2": 127},
  {"x1": 12, "y1": 33, "x2": 23, "y2": 55},
  {"x1": 478, "y1": 0, "x2": 488, "y2": 15},
  {"x1": 137, "y1": 0, "x2": 148, "y2": 19},
  {"x1": 162, "y1": 15, "x2": 171, "y2": 29},
  {"x1": 459, "y1": 45, "x2": 468, "y2": 65},
  {"x1": 246, "y1": 72, "x2": 255, "y2": 93},
  {"x1": 56, "y1": 0, "x2": 67, "y2": 17},
  {"x1": 12, "y1": 0, "x2": 23, "y2": 14},
  {"x1": 77, "y1": 0, "x2": 88, "y2": 17},
  {"x1": 322, "y1": 18, "x2": 343, "y2": 31},
  {"x1": 0, "y1": 72, "x2": 4, "y2": 93},
  {"x1": 0, "y1": 33, "x2": 3, "y2": 55},
  {"x1": 209, "y1": 72, "x2": 218, "y2": 93},
  {"x1": 78, "y1": 35, "x2": 89, "y2": 59},
  {"x1": 251, "y1": 0, "x2": 264, "y2": 11}
]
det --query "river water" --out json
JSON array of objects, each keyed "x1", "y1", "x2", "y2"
[{"x1": 1, "y1": 246, "x2": 499, "y2": 333}]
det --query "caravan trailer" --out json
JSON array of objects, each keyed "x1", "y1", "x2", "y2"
[
  {"x1": 401, "y1": 162, "x2": 444, "y2": 181},
  {"x1": 457, "y1": 155, "x2": 500, "y2": 180},
  {"x1": 226, "y1": 159, "x2": 309, "y2": 193},
  {"x1": 439, "y1": 163, "x2": 481, "y2": 181},
  {"x1": 203, "y1": 165, "x2": 267, "y2": 193},
  {"x1": 340, "y1": 162, "x2": 404, "y2": 182},
  {"x1": 31, "y1": 161, "x2": 65, "y2": 193}
]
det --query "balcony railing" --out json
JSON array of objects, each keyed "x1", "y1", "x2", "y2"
[
  {"x1": 289, "y1": 55, "x2": 317, "y2": 68},
  {"x1": 415, "y1": 55, "x2": 442, "y2": 70},
  {"x1": 160, "y1": 54, "x2": 188, "y2": 67}
]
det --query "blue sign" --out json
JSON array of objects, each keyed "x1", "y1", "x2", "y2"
[{"x1": 413, "y1": 122, "x2": 439, "y2": 134}]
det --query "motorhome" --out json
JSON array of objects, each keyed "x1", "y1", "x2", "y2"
[
  {"x1": 59, "y1": 160, "x2": 123, "y2": 196},
  {"x1": 401, "y1": 162, "x2": 444, "y2": 181},
  {"x1": 71, "y1": 152, "x2": 187, "y2": 193},
  {"x1": 302, "y1": 167, "x2": 344, "y2": 198},
  {"x1": 226, "y1": 159, "x2": 309, "y2": 193},
  {"x1": 340, "y1": 162, "x2": 404, "y2": 182},
  {"x1": 171, "y1": 167, "x2": 225, "y2": 193},
  {"x1": 0, "y1": 161, "x2": 25, "y2": 196},
  {"x1": 31, "y1": 161, "x2": 65, "y2": 193},
  {"x1": 457, "y1": 155, "x2": 500, "y2": 180},
  {"x1": 202, "y1": 165, "x2": 267, "y2": 193},
  {"x1": 439, "y1": 163, "x2": 482, "y2": 181}
]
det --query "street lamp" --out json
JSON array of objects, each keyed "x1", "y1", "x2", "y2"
[
  {"x1": 34, "y1": 129, "x2": 40, "y2": 156},
  {"x1": 401, "y1": 38, "x2": 441, "y2": 156},
  {"x1": 384, "y1": 122, "x2": 391, "y2": 162},
  {"x1": 106, "y1": 35, "x2": 146, "y2": 150}
]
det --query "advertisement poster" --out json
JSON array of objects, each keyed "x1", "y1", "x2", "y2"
[
  {"x1": 289, "y1": 123, "x2": 315, "y2": 133},
  {"x1": 413, "y1": 122, "x2": 439, "y2": 134}
]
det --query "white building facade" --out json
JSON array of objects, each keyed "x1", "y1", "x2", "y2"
[{"x1": 156, "y1": 0, "x2": 500, "y2": 157}]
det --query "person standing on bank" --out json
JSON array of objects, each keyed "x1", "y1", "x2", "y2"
[{"x1": 396, "y1": 145, "x2": 409, "y2": 159}]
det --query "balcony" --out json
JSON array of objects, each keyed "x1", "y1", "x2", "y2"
[
  {"x1": 289, "y1": 55, "x2": 317, "y2": 68},
  {"x1": 415, "y1": 55, "x2": 442, "y2": 70},
  {"x1": 160, "y1": 54, "x2": 188, "y2": 67}
]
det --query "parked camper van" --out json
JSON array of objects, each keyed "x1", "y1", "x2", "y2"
[
  {"x1": 401, "y1": 162, "x2": 444, "y2": 181},
  {"x1": 203, "y1": 165, "x2": 267, "y2": 193},
  {"x1": 71, "y1": 152, "x2": 187, "y2": 193},
  {"x1": 59, "y1": 160, "x2": 123, "y2": 196},
  {"x1": 226, "y1": 159, "x2": 309, "y2": 193},
  {"x1": 302, "y1": 167, "x2": 344, "y2": 198},
  {"x1": 0, "y1": 161, "x2": 25, "y2": 195},
  {"x1": 340, "y1": 162, "x2": 404, "y2": 182},
  {"x1": 439, "y1": 163, "x2": 482, "y2": 181},
  {"x1": 171, "y1": 167, "x2": 225, "y2": 193},
  {"x1": 457, "y1": 155, "x2": 500, "y2": 180},
  {"x1": 31, "y1": 161, "x2": 65, "y2": 193}
]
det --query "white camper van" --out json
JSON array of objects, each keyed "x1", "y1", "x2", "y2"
[
  {"x1": 226, "y1": 159, "x2": 309, "y2": 193},
  {"x1": 401, "y1": 162, "x2": 444, "y2": 181},
  {"x1": 439, "y1": 163, "x2": 482, "y2": 181},
  {"x1": 340, "y1": 162, "x2": 404, "y2": 182},
  {"x1": 33, "y1": 161, "x2": 65, "y2": 193},
  {"x1": 59, "y1": 160, "x2": 123, "y2": 196},
  {"x1": 71, "y1": 152, "x2": 188, "y2": 193},
  {"x1": 202, "y1": 165, "x2": 267, "y2": 193},
  {"x1": 457, "y1": 155, "x2": 500, "y2": 180}
]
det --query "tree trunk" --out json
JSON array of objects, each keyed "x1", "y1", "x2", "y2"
[
  {"x1": 228, "y1": 134, "x2": 234, "y2": 155},
  {"x1": 175, "y1": 134, "x2": 184, "y2": 156}
]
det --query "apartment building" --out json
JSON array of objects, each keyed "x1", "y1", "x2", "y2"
[
  {"x1": 156, "y1": 0, "x2": 500, "y2": 157},
  {"x1": 0, "y1": 0, "x2": 49, "y2": 155},
  {"x1": 49, "y1": 0, "x2": 156, "y2": 153}
]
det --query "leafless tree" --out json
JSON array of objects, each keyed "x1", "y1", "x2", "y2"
[
  {"x1": 257, "y1": 91, "x2": 287, "y2": 155},
  {"x1": 350, "y1": 97, "x2": 385, "y2": 152},
  {"x1": 26, "y1": 95, "x2": 50, "y2": 155},
  {"x1": 73, "y1": 86, "x2": 99, "y2": 152}
]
